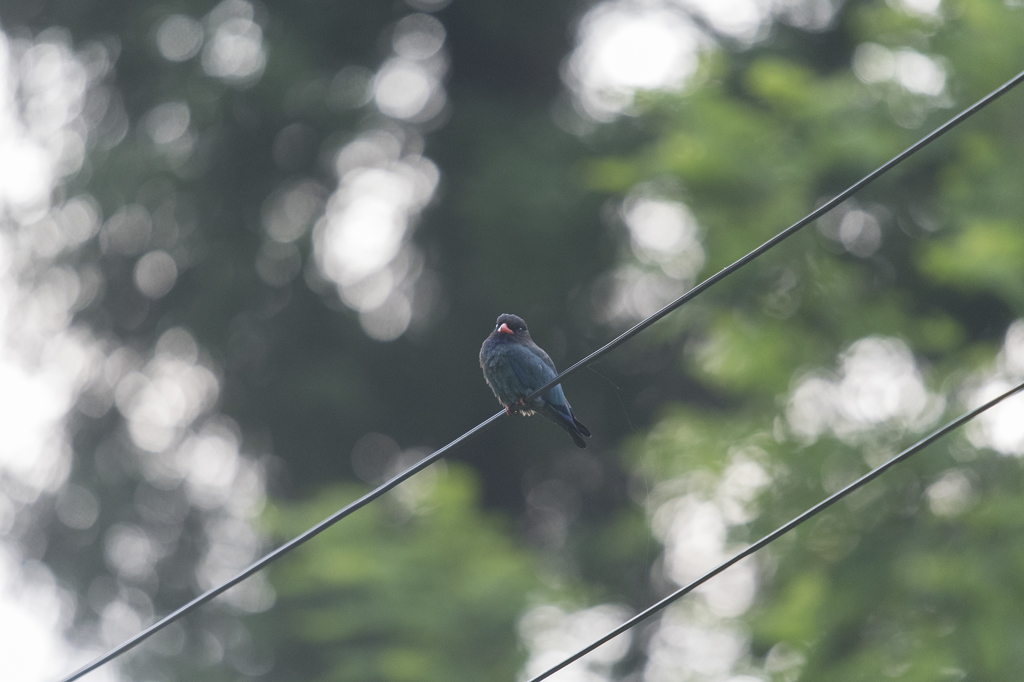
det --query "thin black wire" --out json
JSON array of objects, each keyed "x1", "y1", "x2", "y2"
[
  {"x1": 59, "y1": 67, "x2": 1024, "y2": 682},
  {"x1": 521, "y1": 66, "x2": 1024, "y2": 405},
  {"x1": 527, "y1": 379, "x2": 1024, "y2": 682},
  {"x1": 58, "y1": 412, "x2": 506, "y2": 682}
]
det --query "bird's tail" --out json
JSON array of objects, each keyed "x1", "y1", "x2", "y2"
[
  {"x1": 543, "y1": 404, "x2": 591, "y2": 448},
  {"x1": 572, "y1": 415, "x2": 591, "y2": 438},
  {"x1": 564, "y1": 421, "x2": 588, "y2": 448}
]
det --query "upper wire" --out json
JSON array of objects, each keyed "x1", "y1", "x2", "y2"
[
  {"x1": 527, "y1": 379, "x2": 1024, "y2": 682},
  {"x1": 58, "y1": 66, "x2": 1024, "y2": 682},
  {"x1": 520, "y1": 67, "x2": 1024, "y2": 405}
]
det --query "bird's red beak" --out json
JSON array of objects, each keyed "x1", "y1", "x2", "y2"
[{"x1": 498, "y1": 323, "x2": 513, "y2": 335}]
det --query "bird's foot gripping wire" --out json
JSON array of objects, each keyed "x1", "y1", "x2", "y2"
[{"x1": 505, "y1": 398, "x2": 530, "y2": 416}]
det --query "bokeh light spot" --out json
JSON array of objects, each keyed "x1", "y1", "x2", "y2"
[
  {"x1": 392, "y1": 14, "x2": 446, "y2": 60},
  {"x1": 55, "y1": 484, "x2": 99, "y2": 529},
  {"x1": 374, "y1": 58, "x2": 436, "y2": 120},
  {"x1": 143, "y1": 101, "x2": 190, "y2": 145},
  {"x1": 788, "y1": 337, "x2": 938, "y2": 442},
  {"x1": 838, "y1": 209, "x2": 882, "y2": 257},
  {"x1": 853, "y1": 43, "x2": 946, "y2": 96},
  {"x1": 134, "y1": 250, "x2": 178, "y2": 299},
  {"x1": 156, "y1": 15, "x2": 204, "y2": 62},
  {"x1": 101, "y1": 205, "x2": 152, "y2": 256},
  {"x1": 201, "y1": 1, "x2": 266, "y2": 84},
  {"x1": 567, "y1": 5, "x2": 703, "y2": 118}
]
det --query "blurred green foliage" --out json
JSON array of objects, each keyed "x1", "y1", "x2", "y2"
[
  {"x1": 4, "y1": 0, "x2": 1024, "y2": 679},
  {"x1": 258, "y1": 465, "x2": 539, "y2": 682},
  {"x1": 608, "y1": 0, "x2": 1024, "y2": 678}
]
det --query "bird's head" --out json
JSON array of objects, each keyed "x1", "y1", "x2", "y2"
[{"x1": 493, "y1": 313, "x2": 529, "y2": 339}]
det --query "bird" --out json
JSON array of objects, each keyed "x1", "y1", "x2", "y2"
[{"x1": 479, "y1": 313, "x2": 591, "y2": 448}]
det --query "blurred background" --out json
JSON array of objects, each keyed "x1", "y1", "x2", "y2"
[{"x1": 1, "y1": 0, "x2": 1024, "y2": 680}]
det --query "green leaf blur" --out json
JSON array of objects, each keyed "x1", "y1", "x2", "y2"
[
  {"x1": 257, "y1": 466, "x2": 538, "y2": 682},
  {"x1": 4, "y1": 0, "x2": 1024, "y2": 680}
]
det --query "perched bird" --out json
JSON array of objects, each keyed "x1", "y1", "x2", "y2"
[{"x1": 480, "y1": 313, "x2": 591, "y2": 448}]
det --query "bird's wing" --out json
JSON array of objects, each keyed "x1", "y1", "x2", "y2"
[
  {"x1": 509, "y1": 344, "x2": 577, "y2": 411},
  {"x1": 525, "y1": 340, "x2": 558, "y2": 373},
  {"x1": 508, "y1": 344, "x2": 558, "y2": 393}
]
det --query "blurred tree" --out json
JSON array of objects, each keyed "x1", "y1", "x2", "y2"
[
  {"x1": 2, "y1": 0, "x2": 1024, "y2": 680},
  {"x1": 257, "y1": 465, "x2": 540, "y2": 682},
  {"x1": 0, "y1": 0, "x2": 642, "y2": 679},
  {"x1": 596, "y1": 0, "x2": 1024, "y2": 679}
]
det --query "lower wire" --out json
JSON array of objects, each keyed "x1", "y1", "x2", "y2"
[{"x1": 527, "y1": 379, "x2": 1024, "y2": 682}]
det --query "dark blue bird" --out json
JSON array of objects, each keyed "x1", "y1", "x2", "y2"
[{"x1": 480, "y1": 313, "x2": 591, "y2": 448}]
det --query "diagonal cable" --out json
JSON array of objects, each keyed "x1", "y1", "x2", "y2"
[
  {"x1": 521, "y1": 67, "x2": 1024, "y2": 405},
  {"x1": 526, "y1": 379, "x2": 1024, "y2": 682},
  {"x1": 58, "y1": 67, "x2": 1024, "y2": 682}
]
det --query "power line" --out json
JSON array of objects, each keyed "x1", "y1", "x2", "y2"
[
  {"x1": 526, "y1": 379, "x2": 1024, "y2": 682},
  {"x1": 521, "y1": 66, "x2": 1024, "y2": 405},
  {"x1": 58, "y1": 411, "x2": 506, "y2": 682},
  {"x1": 58, "y1": 67, "x2": 1024, "y2": 682}
]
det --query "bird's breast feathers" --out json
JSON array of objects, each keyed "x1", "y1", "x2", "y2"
[{"x1": 482, "y1": 342, "x2": 556, "y2": 408}]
